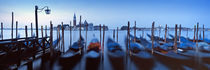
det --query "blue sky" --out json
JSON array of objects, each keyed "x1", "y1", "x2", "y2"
[{"x1": 0, "y1": 0, "x2": 210, "y2": 29}]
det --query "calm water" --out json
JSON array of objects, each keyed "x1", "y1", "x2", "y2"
[{"x1": 2, "y1": 29, "x2": 210, "y2": 70}]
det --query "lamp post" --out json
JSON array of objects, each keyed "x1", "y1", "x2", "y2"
[{"x1": 35, "y1": 5, "x2": 51, "y2": 39}]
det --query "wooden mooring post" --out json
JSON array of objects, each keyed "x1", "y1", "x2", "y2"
[
  {"x1": 31, "y1": 23, "x2": 33, "y2": 37},
  {"x1": 186, "y1": 28, "x2": 188, "y2": 38},
  {"x1": 11, "y1": 12, "x2": 14, "y2": 40},
  {"x1": 179, "y1": 24, "x2": 181, "y2": 43},
  {"x1": 113, "y1": 29, "x2": 115, "y2": 41},
  {"x1": 128, "y1": 22, "x2": 130, "y2": 55},
  {"x1": 58, "y1": 26, "x2": 61, "y2": 51},
  {"x1": 126, "y1": 21, "x2": 130, "y2": 54},
  {"x1": 45, "y1": 25, "x2": 47, "y2": 37},
  {"x1": 196, "y1": 23, "x2": 199, "y2": 52},
  {"x1": 134, "y1": 21, "x2": 136, "y2": 42},
  {"x1": 174, "y1": 24, "x2": 178, "y2": 53},
  {"x1": 79, "y1": 15, "x2": 82, "y2": 54},
  {"x1": 85, "y1": 23, "x2": 88, "y2": 52},
  {"x1": 117, "y1": 27, "x2": 118, "y2": 43},
  {"x1": 16, "y1": 21, "x2": 18, "y2": 39},
  {"x1": 70, "y1": 21, "x2": 72, "y2": 48},
  {"x1": 193, "y1": 25, "x2": 196, "y2": 42},
  {"x1": 1, "y1": 22, "x2": 3, "y2": 40},
  {"x1": 41, "y1": 26, "x2": 45, "y2": 54},
  {"x1": 100, "y1": 24, "x2": 101, "y2": 45},
  {"x1": 25, "y1": 26, "x2": 28, "y2": 46},
  {"x1": 203, "y1": 24, "x2": 205, "y2": 40},
  {"x1": 151, "y1": 22, "x2": 155, "y2": 54},
  {"x1": 50, "y1": 21, "x2": 53, "y2": 56},
  {"x1": 62, "y1": 22, "x2": 65, "y2": 53},
  {"x1": 102, "y1": 24, "x2": 105, "y2": 70},
  {"x1": 164, "y1": 24, "x2": 167, "y2": 43}
]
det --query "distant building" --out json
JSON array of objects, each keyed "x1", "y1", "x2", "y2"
[
  {"x1": 120, "y1": 26, "x2": 128, "y2": 30},
  {"x1": 94, "y1": 25, "x2": 108, "y2": 30},
  {"x1": 63, "y1": 24, "x2": 69, "y2": 30}
]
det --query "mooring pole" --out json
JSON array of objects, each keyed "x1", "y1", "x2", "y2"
[
  {"x1": 50, "y1": 21, "x2": 53, "y2": 56},
  {"x1": 31, "y1": 23, "x2": 33, "y2": 37},
  {"x1": 174, "y1": 24, "x2": 178, "y2": 53},
  {"x1": 1, "y1": 22, "x2": 3, "y2": 40},
  {"x1": 164, "y1": 24, "x2": 167, "y2": 43},
  {"x1": 196, "y1": 23, "x2": 199, "y2": 52},
  {"x1": 35, "y1": 5, "x2": 39, "y2": 39},
  {"x1": 45, "y1": 25, "x2": 47, "y2": 37},
  {"x1": 41, "y1": 26, "x2": 45, "y2": 54},
  {"x1": 25, "y1": 26, "x2": 28, "y2": 46},
  {"x1": 11, "y1": 12, "x2": 14, "y2": 40},
  {"x1": 85, "y1": 23, "x2": 88, "y2": 53},
  {"x1": 203, "y1": 24, "x2": 205, "y2": 40},
  {"x1": 58, "y1": 26, "x2": 61, "y2": 50},
  {"x1": 151, "y1": 22, "x2": 155, "y2": 54},
  {"x1": 79, "y1": 15, "x2": 82, "y2": 54},
  {"x1": 128, "y1": 22, "x2": 130, "y2": 55},
  {"x1": 125, "y1": 21, "x2": 130, "y2": 70},
  {"x1": 100, "y1": 24, "x2": 101, "y2": 45},
  {"x1": 179, "y1": 24, "x2": 181, "y2": 43},
  {"x1": 62, "y1": 22, "x2": 65, "y2": 53},
  {"x1": 113, "y1": 29, "x2": 115, "y2": 41},
  {"x1": 16, "y1": 21, "x2": 18, "y2": 39},
  {"x1": 142, "y1": 28, "x2": 144, "y2": 38},
  {"x1": 102, "y1": 24, "x2": 105, "y2": 70},
  {"x1": 41, "y1": 26, "x2": 43, "y2": 39},
  {"x1": 117, "y1": 27, "x2": 118, "y2": 43},
  {"x1": 134, "y1": 21, "x2": 136, "y2": 42},
  {"x1": 102, "y1": 25, "x2": 105, "y2": 55},
  {"x1": 193, "y1": 25, "x2": 196, "y2": 42},
  {"x1": 70, "y1": 21, "x2": 72, "y2": 48},
  {"x1": 186, "y1": 28, "x2": 188, "y2": 38}
]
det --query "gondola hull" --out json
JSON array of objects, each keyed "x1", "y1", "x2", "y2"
[
  {"x1": 107, "y1": 50, "x2": 124, "y2": 70},
  {"x1": 130, "y1": 51, "x2": 154, "y2": 70},
  {"x1": 85, "y1": 51, "x2": 101, "y2": 70}
]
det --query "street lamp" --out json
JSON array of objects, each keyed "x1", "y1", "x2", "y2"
[{"x1": 35, "y1": 5, "x2": 51, "y2": 39}]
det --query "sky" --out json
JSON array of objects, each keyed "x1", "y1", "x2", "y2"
[{"x1": 0, "y1": 0, "x2": 210, "y2": 29}]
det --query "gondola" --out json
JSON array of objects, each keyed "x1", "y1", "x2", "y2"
[
  {"x1": 59, "y1": 36, "x2": 85, "y2": 70},
  {"x1": 132, "y1": 34, "x2": 208, "y2": 70},
  {"x1": 106, "y1": 38, "x2": 125, "y2": 70},
  {"x1": 85, "y1": 38, "x2": 101, "y2": 70},
  {"x1": 126, "y1": 36, "x2": 155, "y2": 70}
]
